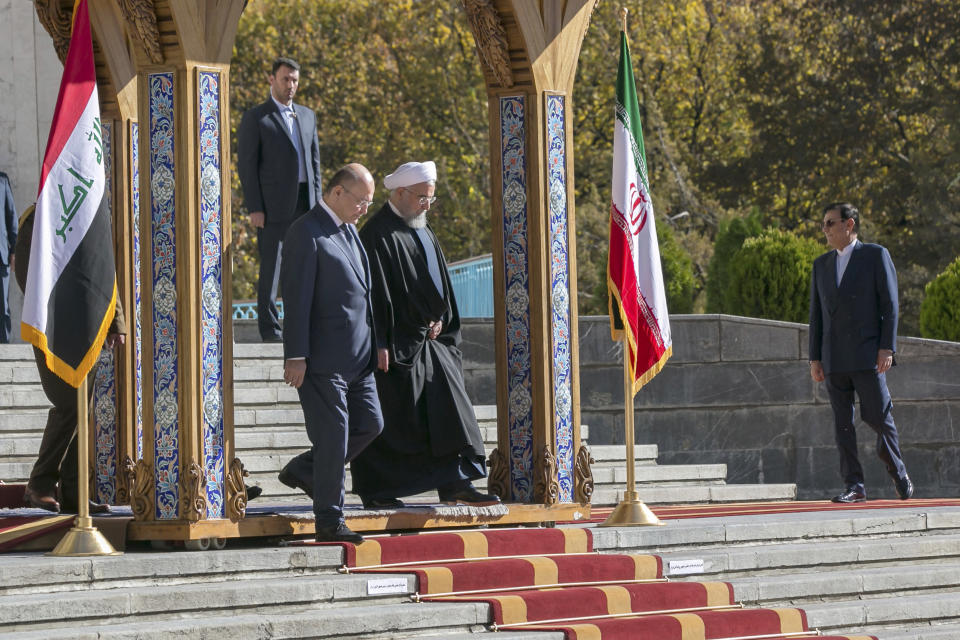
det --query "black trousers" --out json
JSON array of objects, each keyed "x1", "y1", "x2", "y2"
[
  {"x1": 257, "y1": 183, "x2": 309, "y2": 340},
  {"x1": 28, "y1": 346, "x2": 96, "y2": 505},
  {"x1": 826, "y1": 369, "x2": 908, "y2": 493},
  {"x1": 289, "y1": 368, "x2": 383, "y2": 526}
]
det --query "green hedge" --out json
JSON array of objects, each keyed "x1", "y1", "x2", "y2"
[
  {"x1": 706, "y1": 213, "x2": 763, "y2": 313},
  {"x1": 919, "y1": 257, "x2": 960, "y2": 341},
  {"x1": 657, "y1": 220, "x2": 696, "y2": 314},
  {"x1": 724, "y1": 229, "x2": 823, "y2": 323}
]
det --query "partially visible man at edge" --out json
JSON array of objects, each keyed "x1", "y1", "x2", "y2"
[
  {"x1": 278, "y1": 163, "x2": 383, "y2": 543},
  {"x1": 237, "y1": 57, "x2": 322, "y2": 342},
  {"x1": 16, "y1": 204, "x2": 122, "y2": 513},
  {"x1": 809, "y1": 202, "x2": 912, "y2": 504},
  {"x1": 350, "y1": 160, "x2": 499, "y2": 509}
]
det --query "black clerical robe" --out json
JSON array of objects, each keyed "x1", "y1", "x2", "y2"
[{"x1": 351, "y1": 203, "x2": 485, "y2": 500}]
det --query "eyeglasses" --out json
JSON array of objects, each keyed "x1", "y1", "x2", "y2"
[
  {"x1": 342, "y1": 187, "x2": 374, "y2": 209},
  {"x1": 416, "y1": 195, "x2": 437, "y2": 206},
  {"x1": 821, "y1": 218, "x2": 844, "y2": 229}
]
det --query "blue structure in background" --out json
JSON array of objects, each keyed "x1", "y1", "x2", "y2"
[
  {"x1": 447, "y1": 254, "x2": 494, "y2": 318},
  {"x1": 232, "y1": 253, "x2": 495, "y2": 320}
]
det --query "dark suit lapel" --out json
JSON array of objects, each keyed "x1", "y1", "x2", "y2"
[
  {"x1": 822, "y1": 251, "x2": 839, "y2": 314},
  {"x1": 265, "y1": 100, "x2": 298, "y2": 151},
  {"x1": 293, "y1": 104, "x2": 311, "y2": 157},
  {"x1": 333, "y1": 221, "x2": 366, "y2": 286}
]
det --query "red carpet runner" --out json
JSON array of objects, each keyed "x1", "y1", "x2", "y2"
[{"x1": 307, "y1": 528, "x2": 878, "y2": 640}]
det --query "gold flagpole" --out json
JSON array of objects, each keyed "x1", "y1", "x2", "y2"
[
  {"x1": 600, "y1": 7, "x2": 662, "y2": 528},
  {"x1": 48, "y1": 376, "x2": 121, "y2": 556},
  {"x1": 599, "y1": 334, "x2": 662, "y2": 526}
]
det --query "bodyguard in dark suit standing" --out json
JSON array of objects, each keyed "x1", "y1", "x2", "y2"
[
  {"x1": 809, "y1": 202, "x2": 912, "y2": 503},
  {"x1": 238, "y1": 57, "x2": 322, "y2": 342},
  {"x1": 279, "y1": 164, "x2": 383, "y2": 543}
]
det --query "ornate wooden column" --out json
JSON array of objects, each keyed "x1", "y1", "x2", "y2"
[
  {"x1": 39, "y1": 0, "x2": 247, "y2": 537},
  {"x1": 463, "y1": 0, "x2": 598, "y2": 505},
  {"x1": 127, "y1": 0, "x2": 246, "y2": 531}
]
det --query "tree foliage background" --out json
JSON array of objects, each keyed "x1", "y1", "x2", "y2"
[{"x1": 231, "y1": 0, "x2": 960, "y2": 336}]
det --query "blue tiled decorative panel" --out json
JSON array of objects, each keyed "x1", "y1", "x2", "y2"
[
  {"x1": 499, "y1": 96, "x2": 533, "y2": 501},
  {"x1": 198, "y1": 70, "x2": 225, "y2": 518},
  {"x1": 149, "y1": 72, "x2": 179, "y2": 519},
  {"x1": 546, "y1": 94, "x2": 574, "y2": 502}
]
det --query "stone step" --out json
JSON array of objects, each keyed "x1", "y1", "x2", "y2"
[
  {"x1": 725, "y1": 561, "x2": 960, "y2": 607},
  {"x1": 0, "y1": 388, "x2": 50, "y2": 410},
  {"x1": 657, "y1": 532, "x2": 960, "y2": 580},
  {"x1": 0, "y1": 546, "x2": 345, "y2": 596},
  {"x1": 0, "y1": 363, "x2": 41, "y2": 384},
  {"x1": 0, "y1": 600, "x2": 489, "y2": 639},
  {"x1": 802, "y1": 592, "x2": 960, "y2": 636},
  {"x1": 587, "y1": 443, "x2": 659, "y2": 464},
  {"x1": 591, "y1": 482, "x2": 796, "y2": 505},
  {"x1": 0, "y1": 572, "x2": 418, "y2": 631},
  {"x1": 592, "y1": 507, "x2": 960, "y2": 555},
  {"x1": 880, "y1": 622, "x2": 960, "y2": 640},
  {"x1": 0, "y1": 410, "x2": 47, "y2": 432},
  {"x1": 590, "y1": 463, "x2": 727, "y2": 485},
  {"x1": 0, "y1": 344, "x2": 33, "y2": 360}
]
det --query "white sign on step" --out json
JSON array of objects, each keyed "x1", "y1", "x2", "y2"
[
  {"x1": 668, "y1": 559, "x2": 705, "y2": 576},
  {"x1": 367, "y1": 577, "x2": 408, "y2": 596}
]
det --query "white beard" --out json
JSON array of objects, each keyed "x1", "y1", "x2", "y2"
[{"x1": 404, "y1": 212, "x2": 428, "y2": 229}]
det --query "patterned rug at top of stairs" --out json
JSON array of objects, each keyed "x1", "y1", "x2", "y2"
[
  {"x1": 580, "y1": 497, "x2": 960, "y2": 523},
  {"x1": 300, "y1": 527, "x2": 878, "y2": 640}
]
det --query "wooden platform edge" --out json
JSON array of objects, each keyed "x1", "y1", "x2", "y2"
[{"x1": 124, "y1": 502, "x2": 591, "y2": 541}]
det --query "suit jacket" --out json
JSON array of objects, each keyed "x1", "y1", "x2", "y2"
[
  {"x1": 1, "y1": 171, "x2": 16, "y2": 269},
  {"x1": 280, "y1": 202, "x2": 377, "y2": 377},
  {"x1": 809, "y1": 240, "x2": 898, "y2": 374},
  {"x1": 237, "y1": 98, "x2": 322, "y2": 224}
]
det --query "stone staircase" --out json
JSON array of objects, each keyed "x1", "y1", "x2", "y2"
[
  {"x1": 1, "y1": 342, "x2": 794, "y2": 506},
  {"x1": 1, "y1": 505, "x2": 959, "y2": 638},
  {"x1": 4, "y1": 342, "x2": 960, "y2": 638},
  {"x1": 596, "y1": 506, "x2": 960, "y2": 639}
]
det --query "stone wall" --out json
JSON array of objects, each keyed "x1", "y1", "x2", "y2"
[{"x1": 456, "y1": 315, "x2": 960, "y2": 500}]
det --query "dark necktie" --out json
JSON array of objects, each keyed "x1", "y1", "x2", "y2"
[{"x1": 343, "y1": 224, "x2": 364, "y2": 273}]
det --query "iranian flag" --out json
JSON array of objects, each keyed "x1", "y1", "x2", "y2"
[
  {"x1": 21, "y1": 0, "x2": 116, "y2": 388},
  {"x1": 607, "y1": 28, "x2": 672, "y2": 396}
]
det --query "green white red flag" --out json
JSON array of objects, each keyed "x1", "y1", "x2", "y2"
[
  {"x1": 21, "y1": 0, "x2": 116, "y2": 388},
  {"x1": 607, "y1": 28, "x2": 672, "y2": 396}
]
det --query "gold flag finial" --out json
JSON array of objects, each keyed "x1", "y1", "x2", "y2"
[{"x1": 620, "y1": 7, "x2": 628, "y2": 32}]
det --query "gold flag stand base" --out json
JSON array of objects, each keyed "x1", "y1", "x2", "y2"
[
  {"x1": 47, "y1": 523, "x2": 122, "y2": 557},
  {"x1": 599, "y1": 492, "x2": 664, "y2": 527}
]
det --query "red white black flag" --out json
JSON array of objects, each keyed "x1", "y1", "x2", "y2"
[
  {"x1": 607, "y1": 28, "x2": 672, "y2": 396},
  {"x1": 21, "y1": 0, "x2": 116, "y2": 387}
]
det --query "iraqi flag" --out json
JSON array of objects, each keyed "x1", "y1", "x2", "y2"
[
  {"x1": 607, "y1": 28, "x2": 672, "y2": 396},
  {"x1": 21, "y1": 0, "x2": 116, "y2": 388}
]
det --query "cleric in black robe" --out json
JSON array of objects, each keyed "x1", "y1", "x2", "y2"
[{"x1": 351, "y1": 161, "x2": 500, "y2": 508}]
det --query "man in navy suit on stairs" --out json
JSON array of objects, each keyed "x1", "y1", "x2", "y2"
[
  {"x1": 278, "y1": 164, "x2": 383, "y2": 543},
  {"x1": 238, "y1": 57, "x2": 323, "y2": 342},
  {"x1": 808, "y1": 202, "x2": 912, "y2": 504}
]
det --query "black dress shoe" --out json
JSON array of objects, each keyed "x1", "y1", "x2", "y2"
[
  {"x1": 894, "y1": 475, "x2": 914, "y2": 500},
  {"x1": 361, "y1": 496, "x2": 405, "y2": 509},
  {"x1": 262, "y1": 334, "x2": 283, "y2": 343},
  {"x1": 278, "y1": 466, "x2": 313, "y2": 499},
  {"x1": 23, "y1": 486, "x2": 60, "y2": 512},
  {"x1": 60, "y1": 500, "x2": 111, "y2": 514},
  {"x1": 315, "y1": 522, "x2": 364, "y2": 544},
  {"x1": 831, "y1": 489, "x2": 866, "y2": 503},
  {"x1": 245, "y1": 485, "x2": 263, "y2": 501},
  {"x1": 438, "y1": 485, "x2": 501, "y2": 506}
]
